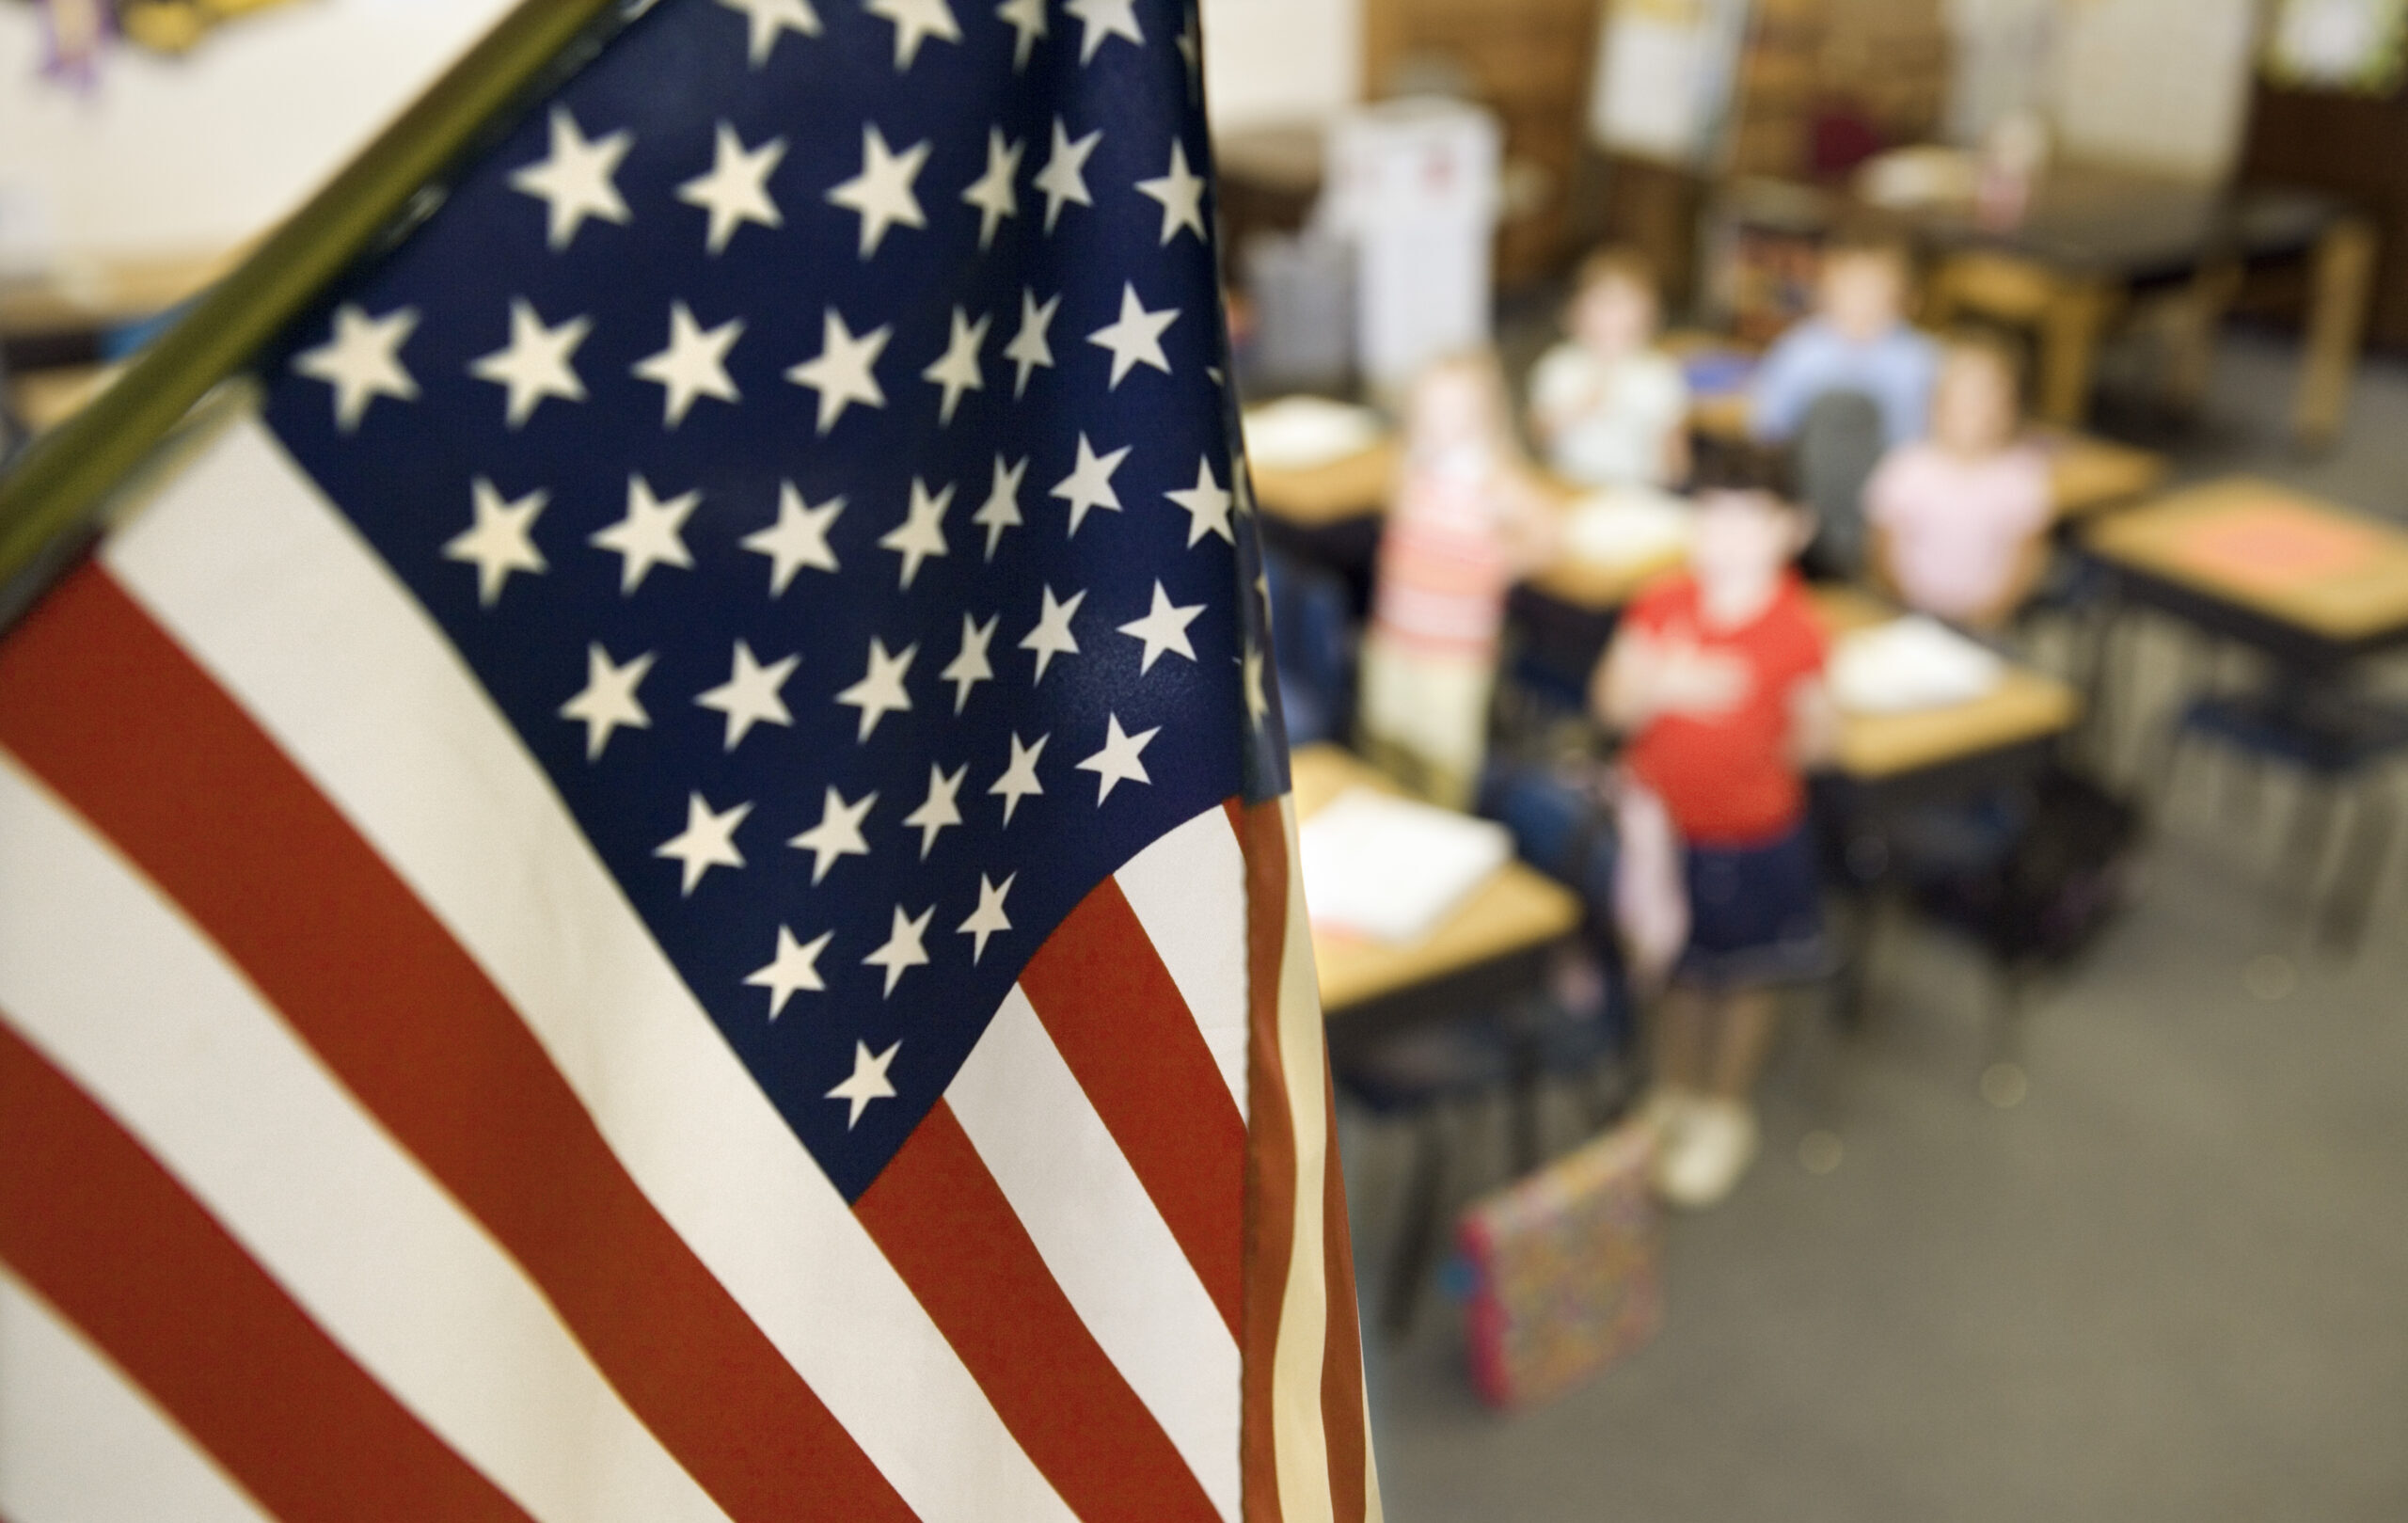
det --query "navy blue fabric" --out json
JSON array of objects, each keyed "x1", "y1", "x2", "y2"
[{"x1": 1678, "y1": 820, "x2": 1830, "y2": 987}]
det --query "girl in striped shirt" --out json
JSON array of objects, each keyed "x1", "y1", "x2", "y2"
[{"x1": 1356, "y1": 352, "x2": 1559, "y2": 807}]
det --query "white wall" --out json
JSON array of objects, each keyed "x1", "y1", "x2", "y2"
[
  {"x1": 1201, "y1": 0, "x2": 1362, "y2": 133},
  {"x1": 0, "y1": 0, "x2": 516, "y2": 265}
]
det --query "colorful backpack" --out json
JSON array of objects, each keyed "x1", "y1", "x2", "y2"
[{"x1": 1454, "y1": 1118, "x2": 1663, "y2": 1409}]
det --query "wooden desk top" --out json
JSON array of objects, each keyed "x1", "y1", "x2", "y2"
[
  {"x1": 2030, "y1": 425, "x2": 2168, "y2": 520},
  {"x1": 1812, "y1": 586, "x2": 2080, "y2": 780},
  {"x1": 2083, "y1": 477, "x2": 2408, "y2": 644},
  {"x1": 8, "y1": 365, "x2": 115, "y2": 434},
  {"x1": 1248, "y1": 434, "x2": 1398, "y2": 530},
  {"x1": 0, "y1": 249, "x2": 237, "y2": 338},
  {"x1": 1291, "y1": 744, "x2": 1582, "y2": 1015}
]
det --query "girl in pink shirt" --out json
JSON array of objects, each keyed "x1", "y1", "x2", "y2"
[{"x1": 1865, "y1": 334, "x2": 2053, "y2": 629}]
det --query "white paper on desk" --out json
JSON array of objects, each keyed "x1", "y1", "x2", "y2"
[
  {"x1": 1564, "y1": 485, "x2": 1694, "y2": 567},
  {"x1": 1297, "y1": 786, "x2": 1513, "y2": 944},
  {"x1": 1830, "y1": 616, "x2": 2007, "y2": 715},
  {"x1": 1243, "y1": 397, "x2": 1386, "y2": 471}
]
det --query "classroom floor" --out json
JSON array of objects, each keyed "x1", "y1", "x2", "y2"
[{"x1": 1342, "y1": 330, "x2": 2408, "y2": 1521}]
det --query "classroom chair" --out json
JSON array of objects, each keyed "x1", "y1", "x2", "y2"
[
  {"x1": 1791, "y1": 390, "x2": 1885, "y2": 579},
  {"x1": 2168, "y1": 682, "x2": 2408, "y2": 951},
  {"x1": 1260, "y1": 547, "x2": 1357, "y2": 748}
]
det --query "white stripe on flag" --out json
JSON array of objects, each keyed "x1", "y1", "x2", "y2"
[
  {"x1": 1268, "y1": 797, "x2": 1338, "y2": 1520},
  {"x1": 1115, "y1": 806, "x2": 1251, "y2": 1118},
  {"x1": 0, "y1": 1268, "x2": 275, "y2": 1523},
  {"x1": 0, "y1": 754, "x2": 734, "y2": 1523},
  {"x1": 101, "y1": 410, "x2": 1075, "y2": 1523},
  {"x1": 948, "y1": 985, "x2": 1243, "y2": 1521}
]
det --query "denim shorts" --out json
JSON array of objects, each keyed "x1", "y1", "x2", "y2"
[{"x1": 1677, "y1": 818, "x2": 1831, "y2": 989}]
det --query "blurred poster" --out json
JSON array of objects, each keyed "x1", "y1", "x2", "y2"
[
  {"x1": 2264, "y1": 0, "x2": 2408, "y2": 94},
  {"x1": 1586, "y1": 0, "x2": 1751, "y2": 167}
]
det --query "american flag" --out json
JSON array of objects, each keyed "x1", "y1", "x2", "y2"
[{"x1": 0, "y1": 2, "x2": 1375, "y2": 1520}]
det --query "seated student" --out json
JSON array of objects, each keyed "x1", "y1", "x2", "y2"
[
  {"x1": 1592, "y1": 444, "x2": 1835, "y2": 1208},
  {"x1": 1748, "y1": 226, "x2": 1941, "y2": 452},
  {"x1": 1529, "y1": 246, "x2": 1691, "y2": 489},
  {"x1": 1865, "y1": 330, "x2": 2054, "y2": 630},
  {"x1": 1358, "y1": 352, "x2": 1560, "y2": 808}
]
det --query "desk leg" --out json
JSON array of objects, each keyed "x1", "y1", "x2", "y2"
[
  {"x1": 2294, "y1": 216, "x2": 2377, "y2": 452},
  {"x1": 2038, "y1": 278, "x2": 2119, "y2": 428}
]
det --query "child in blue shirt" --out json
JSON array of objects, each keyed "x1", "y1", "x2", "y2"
[{"x1": 1749, "y1": 229, "x2": 1940, "y2": 451}]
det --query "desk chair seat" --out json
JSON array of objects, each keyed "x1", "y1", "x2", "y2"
[{"x1": 2173, "y1": 685, "x2": 2408, "y2": 950}]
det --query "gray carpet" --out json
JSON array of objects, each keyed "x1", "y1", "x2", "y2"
[{"x1": 1344, "y1": 330, "x2": 2408, "y2": 1521}]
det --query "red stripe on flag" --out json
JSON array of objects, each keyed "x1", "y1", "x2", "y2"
[
  {"x1": 856, "y1": 1102, "x2": 1222, "y2": 1523},
  {"x1": 1318, "y1": 1062, "x2": 1370, "y2": 1523},
  {"x1": 1018, "y1": 879, "x2": 1246, "y2": 1336},
  {"x1": 1235, "y1": 797, "x2": 1298, "y2": 1523},
  {"x1": 0, "y1": 1018, "x2": 534, "y2": 1523},
  {"x1": 0, "y1": 564, "x2": 914, "y2": 1523}
]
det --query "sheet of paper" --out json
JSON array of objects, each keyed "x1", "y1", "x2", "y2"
[
  {"x1": 1297, "y1": 786, "x2": 1513, "y2": 944},
  {"x1": 1564, "y1": 485, "x2": 1693, "y2": 568},
  {"x1": 1242, "y1": 397, "x2": 1386, "y2": 472},
  {"x1": 1830, "y1": 616, "x2": 2007, "y2": 716}
]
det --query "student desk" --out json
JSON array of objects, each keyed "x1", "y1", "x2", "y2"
[
  {"x1": 2083, "y1": 477, "x2": 2408, "y2": 674},
  {"x1": 1293, "y1": 743, "x2": 1583, "y2": 1023}
]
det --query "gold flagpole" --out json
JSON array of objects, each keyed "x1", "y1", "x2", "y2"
[{"x1": 0, "y1": 0, "x2": 628, "y2": 601}]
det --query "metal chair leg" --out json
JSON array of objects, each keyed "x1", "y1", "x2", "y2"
[
  {"x1": 1380, "y1": 1110, "x2": 1448, "y2": 1335},
  {"x1": 2322, "y1": 785, "x2": 2397, "y2": 954}
]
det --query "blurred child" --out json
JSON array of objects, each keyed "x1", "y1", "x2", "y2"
[
  {"x1": 1358, "y1": 352, "x2": 1560, "y2": 807},
  {"x1": 1749, "y1": 227, "x2": 1940, "y2": 451},
  {"x1": 1592, "y1": 445, "x2": 1835, "y2": 1208},
  {"x1": 1529, "y1": 246, "x2": 1691, "y2": 489},
  {"x1": 1865, "y1": 331, "x2": 2053, "y2": 630}
]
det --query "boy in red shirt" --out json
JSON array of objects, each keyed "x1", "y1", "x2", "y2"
[{"x1": 1592, "y1": 446, "x2": 1836, "y2": 1207}]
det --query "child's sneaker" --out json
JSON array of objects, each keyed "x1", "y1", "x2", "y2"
[{"x1": 1656, "y1": 1098, "x2": 1757, "y2": 1209}]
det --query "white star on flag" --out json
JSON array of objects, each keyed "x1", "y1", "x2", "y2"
[
  {"x1": 862, "y1": 903, "x2": 935, "y2": 994},
  {"x1": 632, "y1": 301, "x2": 743, "y2": 426},
  {"x1": 996, "y1": 0, "x2": 1046, "y2": 67},
  {"x1": 1034, "y1": 117, "x2": 1101, "y2": 232},
  {"x1": 1165, "y1": 455, "x2": 1235, "y2": 546},
  {"x1": 787, "y1": 785, "x2": 876, "y2": 882},
  {"x1": 508, "y1": 106, "x2": 632, "y2": 250},
  {"x1": 827, "y1": 1039, "x2": 901, "y2": 1127},
  {"x1": 1135, "y1": 140, "x2": 1207, "y2": 245},
  {"x1": 559, "y1": 643, "x2": 655, "y2": 760},
  {"x1": 443, "y1": 476, "x2": 548, "y2": 606},
  {"x1": 1051, "y1": 432, "x2": 1131, "y2": 534},
  {"x1": 1004, "y1": 288, "x2": 1059, "y2": 397},
  {"x1": 961, "y1": 129, "x2": 1022, "y2": 249},
  {"x1": 901, "y1": 763, "x2": 967, "y2": 859},
  {"x1": 743, "y1": 483, "x2": 845, "y2": 593},
  {"x1": 1117, "y1": 579, "x2": 1204, "y2": 673},
  {"x1": 973, "y1": 454, "x2": 1026, "y2": 559},
  {"x1": 469, "y1": 298, "x2": 591, "y2": 427},
  {"x1": 1019, "y1": 584, "x2": 1085, "y2": 681},
  {"x1": 1087, "y1": 282, "x2": 1178, "y2": 389},
  {"x1": 679, "y1": 122, "x2": 787, "y2": 254},
  {"x1": 590, "y1": 475, "x2": 701, "y2": 594},
  {"x1": 864, "y1": 0, "x2": 959, "y2": 69},
  {"x1": 695, "y1": 639, "x2": 799, "y2": 749},
  {"x1": 989, "y1": 731, "x2": 1047, "y2": 823},
  {"x1": 786, "y1": 308, "x2": 891, "y2": 432},
  {"x1": 293, "y1": 304, "x2": 420, "y2": 431},
  {"x1": 836, "y1": 636, "x2": 916, "y2": 740},
  {"x1": 655, "y1": 792, "x2": 752, "y2": 896},
  {"x1": 1077, "y1": 712, "x2": 1159, "y2": 802},
  {"x1": 879, "y1": 478, "x2": 952, "y2": 589},
  {"x1": 827, "y1": 123, "x2": 930, "y2": 257},
  {"x1": 941, "y1": 611, "x2": 998, "y2": 712},
  {"x1": 921, "y1": 307, "x2": 990, "y2": 424},
  {"x1": 958, "y1": 872, "x2": 1015, "y2": 961},
  {"x1": 718, "y1": 0, "x2": 820, "y2": 65},
  {"x1": 745, "y1": 924, "x2": 832, "y2": 1018},
  {"x1": 1065, "y1": 0, "x2": 1142, "y2": 62}
]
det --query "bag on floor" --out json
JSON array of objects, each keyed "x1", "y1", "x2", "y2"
[{"x1": 1453, "y1": 1118, "x2": 1662, "y2": 1410}]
